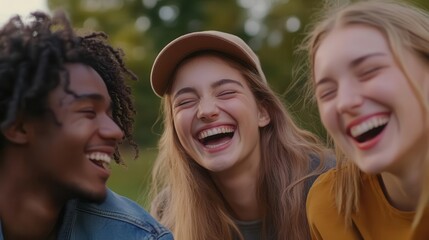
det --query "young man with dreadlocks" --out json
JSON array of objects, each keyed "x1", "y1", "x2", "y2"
[{"x1": 0, "y1": 11, "x2": 173, "y2": 240}]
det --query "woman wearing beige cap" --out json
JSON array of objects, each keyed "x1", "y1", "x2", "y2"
[{"x1": 149, "y1": 30, "x2": 332, "y2": 240}]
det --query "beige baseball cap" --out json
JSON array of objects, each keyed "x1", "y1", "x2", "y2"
[{"x1": 150, "y1": 30, "x2": 266, "y2": 97}]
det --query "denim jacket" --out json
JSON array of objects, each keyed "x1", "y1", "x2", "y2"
[{"x1": 0, "y1": 188, "x2": 173, "y2": 240}]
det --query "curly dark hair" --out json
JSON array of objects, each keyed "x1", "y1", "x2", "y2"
[{"x1": 0, "y1": 11, "x2": 138, "y2": 162}]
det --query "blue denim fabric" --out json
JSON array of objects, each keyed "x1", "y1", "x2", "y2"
[{"x1": 0, "y1": 188, "x2": 173, "y2": 240}]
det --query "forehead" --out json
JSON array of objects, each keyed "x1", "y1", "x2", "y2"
[
  {"x1": 171, "y1": 54, "x2": 244, "y2": 89},
  {"x1": 315, "y1": 25, "x2": 390, "y2": 69},
  {"x1": 49, "y1": 63, "x2": 110, "y2": 106},
  {"x1": 66, "y1": 63, "x2": 108, "y2": 94}
]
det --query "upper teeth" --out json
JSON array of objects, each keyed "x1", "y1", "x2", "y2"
[
  {"x1": 350, "y1": 115, "x2": 389, "y2": 137},
  {"x1": 198, "y1": 126, "x2": 235, "y2": 140},
  {"x1": 86, "y1": 152, "x2": 112, "y2": 165}
]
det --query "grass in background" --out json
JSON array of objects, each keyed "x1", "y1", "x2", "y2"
[{"x1": 107, "y1": 147, "x2": 158, "y2": 208}]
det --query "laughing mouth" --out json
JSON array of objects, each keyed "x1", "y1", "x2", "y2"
[
  {"x1": 86, "y1": 152, "x2": 112, "y2": 169},
  {"x1": 197, "y1": 125, "x2": 235, "y2": 149},
  {"x1": 349, "y1": 115, "x2": 389, "y2": 143}
]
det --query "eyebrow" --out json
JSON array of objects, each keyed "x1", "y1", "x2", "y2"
[
  {"x1": 65, "y1": 93, "x2": 113, "y2": 111},
  {"x1": 315, "y1": 52, "x2": 386, "y2": 87},
  {"x1": 74, "y1": 93, "x2": 105, "y2": 101},
  {"x1": 349, "y1": 52, "x2": 386, "y2": 68},
  {"x1": 212, "y1": 78, "x2": 244, "y2": 89},
  {"x1": 172, "y1": 78, "x2": 244, "y2": 100}
]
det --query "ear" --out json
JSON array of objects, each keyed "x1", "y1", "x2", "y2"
[
  {"x1": 1, "y1": 119, "x2": 30, "y2": 144},
  {"x1": 257, "y1": 105, "x2": 271, "y2": 127}
]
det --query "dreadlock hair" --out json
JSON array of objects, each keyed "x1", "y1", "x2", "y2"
[{"x1": 0, "y1": 11, "x2": 138, "y2": 162}]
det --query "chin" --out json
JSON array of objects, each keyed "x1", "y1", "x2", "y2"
[
  {"x1": 85, "y1": 189, "x2": 108, "y2": 203},
  {"x1": 356, "y1": 161, "x2": 385, "y2": 175},
  {"x1": 74, "y1": 186, "x2": 108, "y2": 203}
]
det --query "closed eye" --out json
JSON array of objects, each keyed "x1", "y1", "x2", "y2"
[
  {"x1": 315, "y1": 78, "x2": 337, "y2": 102},
  {"x1": 317, "y1": 88, "x2": 337, "y2": 101},
  {"x1": 79, "y1": 109, "x2": 96, "y2": 119},
  {"x1": 359, "y1": 66, "x2": 384, "y2": 81},
  {"x1": 175, "y1": 98, "x2": 197, "y2": 107},
  {"x1": 218, "y1": 90, "x2": 236, "y2": 98}
]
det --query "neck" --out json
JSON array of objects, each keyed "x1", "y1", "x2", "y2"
[
  {"x1": 0, "y1": 154, "x2": 66, "y2": 239},
  {"x1": 211, "y1": 161, "x2": 260, "y2": 221},
  {"x1": 380, "y1": 158, "x2": 424, "y2": 211},
  {"x1": 379, "y1": 139, "x2": 428, "y2": 211}
]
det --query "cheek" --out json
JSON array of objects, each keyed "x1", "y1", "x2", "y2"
[
  {"x1": 173, "y1": 113, "x2": 191, "y2": 145},
  {"x1": 318, "y1": 104, "x2": 342, "y2": 139},
  {"x1": 317, "y1": 103, "x2": 332, "y2": 128}
]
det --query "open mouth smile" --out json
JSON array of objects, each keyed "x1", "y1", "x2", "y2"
[
  {"x1": 86, "y1": 152, "x2": 112, "y2": 169},
  {"x1": 348, "y1": 115, "x2": 389, "y2": 143},
  {"x1": 197, "y1": 125, "x2": 235, "y2": 149}
]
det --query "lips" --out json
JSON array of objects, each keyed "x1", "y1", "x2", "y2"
[
  {"x1": 348, "y1": 114, "x2": 389, "y2": 144},
  {"x1": 86, "y1": 152, "x2": 112, "y2": 169},
  {"x1": 197, "y1": 125, "x2": 235, "y2": 149}
]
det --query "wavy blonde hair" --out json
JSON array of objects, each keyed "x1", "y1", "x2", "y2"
[
  {"x1": 149, "y1": 51, "x2": 330, "y2": 240},
  {"x1": 298, "y1": 0, "x2": 429, "y2": 226}
]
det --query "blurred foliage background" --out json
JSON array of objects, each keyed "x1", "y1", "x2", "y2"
[
  {"x1": 45, "y1": 0, "x2": 429, "y2": 203},
  {"x1": 46, "y1": 0, "x2": 429, "y2": 146}
]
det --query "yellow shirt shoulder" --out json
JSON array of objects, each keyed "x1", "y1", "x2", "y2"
[{"x1": 306, "y1": 169, "x2": 416, "y2": 240}]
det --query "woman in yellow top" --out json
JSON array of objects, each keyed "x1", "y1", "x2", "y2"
[{"x1": 299, "y1": 0, "x2": 429, "y2": 239}]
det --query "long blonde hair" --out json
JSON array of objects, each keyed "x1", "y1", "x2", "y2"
[
  {"x1": 149, "y1": 51, "x2": 330, "y2": 240},
  {"x1": 299, "y1": 0, "x2": 429, "y2": 226}
]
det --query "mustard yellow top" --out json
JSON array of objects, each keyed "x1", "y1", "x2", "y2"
[{"x1": 306, "y1": 169, "x2": 417, "y2": 240}]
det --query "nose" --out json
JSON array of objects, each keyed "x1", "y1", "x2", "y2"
[
  {"x1": 98, "y1": 115, "x2": 125, "y2": 141},
  {"x1": 336, "y1": 80, "x2": 363, "y2": 114},
  {"x1": 196, "y1": 97, "x2": 219, "y2": 121}
]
